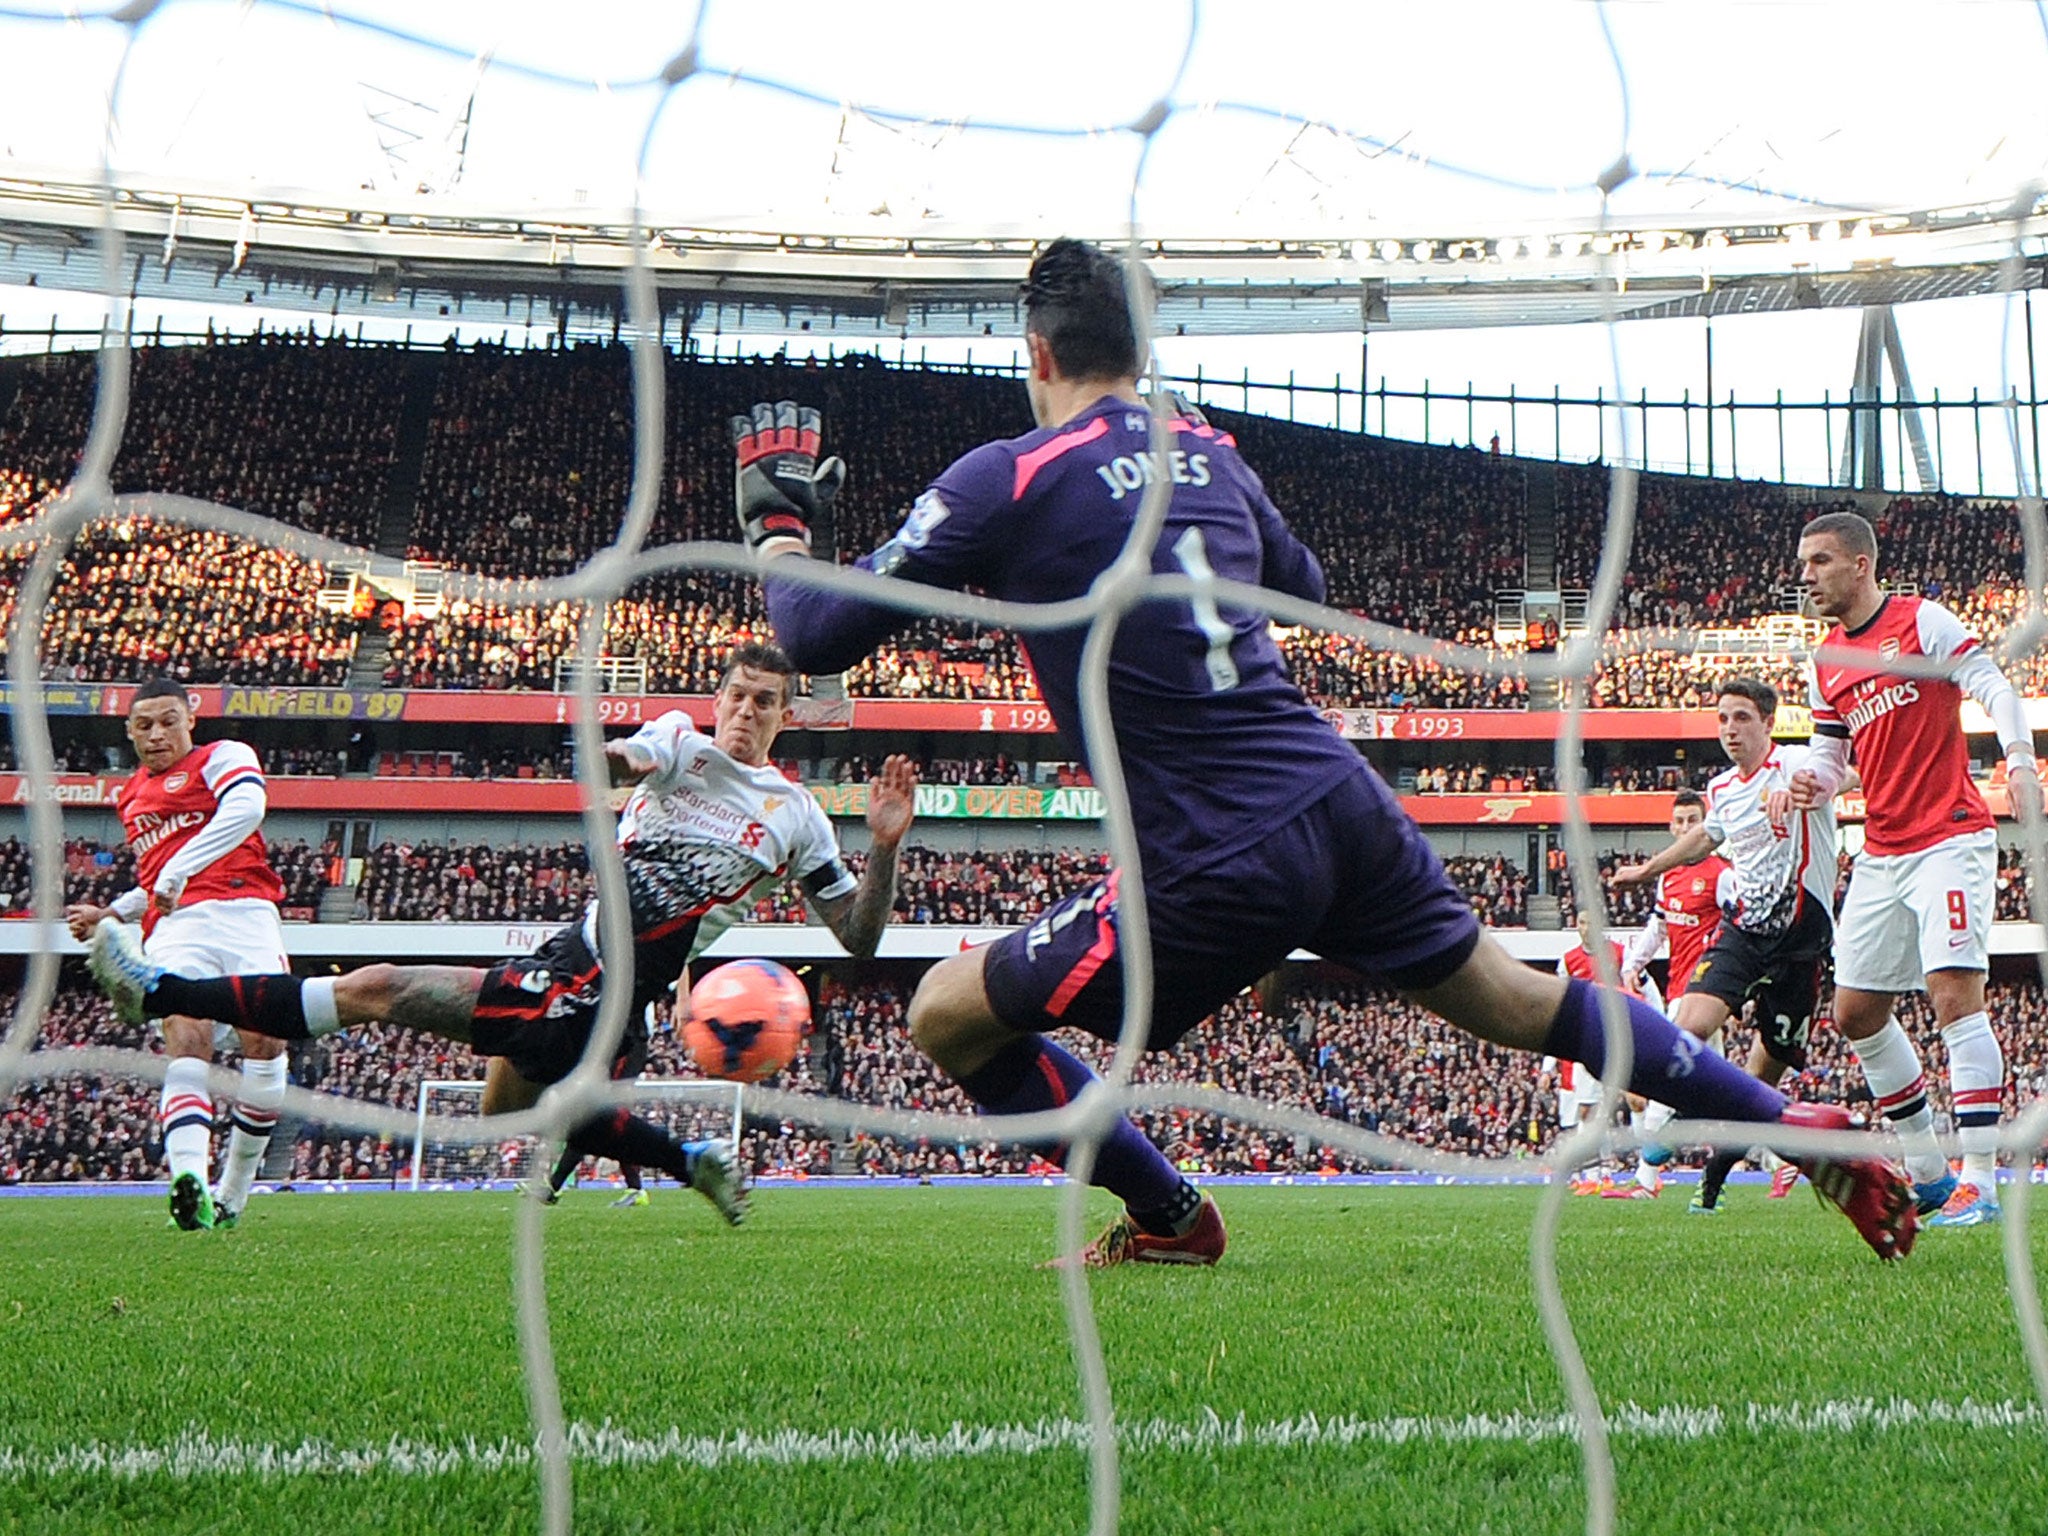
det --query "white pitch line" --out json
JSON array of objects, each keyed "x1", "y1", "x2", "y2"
[{"x1": 0, "y1": 1398, "x2": 2038, "y2": 1481}]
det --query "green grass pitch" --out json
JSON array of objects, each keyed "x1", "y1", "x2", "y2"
[{"x1": 1, "y1": 1184, "x2": 2044, "y2": 1535}]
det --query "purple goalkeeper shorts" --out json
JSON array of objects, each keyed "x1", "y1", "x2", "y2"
[{"x1": 981, "y1": 768, "x2": 1481, "y2": 1051}]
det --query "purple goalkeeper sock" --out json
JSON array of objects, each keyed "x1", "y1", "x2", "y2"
[
  {"x1": 1543, "y1": 979, "x2": 1787, "y2": 1125},
  {"x1": 956, "y1": 1035, "x2": 1191, "y2": 1223}
]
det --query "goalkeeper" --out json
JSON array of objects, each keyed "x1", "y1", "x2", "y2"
[
  {"x1": 90, "y1": 646, "x2": 917, "y2": 1224},
  {"x1": 734, "y1": 238, "x2": 1918, "y2": 1267}
]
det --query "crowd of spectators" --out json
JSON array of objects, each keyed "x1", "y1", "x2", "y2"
[
  {"x1": 1, "y1": 522, "x2": 363, "y2": 686},
  {"x1": 831, "y1": 753, "x2": 1049, "y2": 787},
  {"x1": 0, "y1": 737, "x2": 113, "y2": 774},
  {"x1": 0, "y1": 836, "x2": 328, "y2": 920},
  {"x1": 1405, "y1": 761, "x2": 1557, "y2": 793},
  {"x1": 1441, "y1": 854, "x2": 1531, "y2": 926},
  {"x1": 22, "y1": 826, "x2": 2036, "y2": 936},
  {"x1": 0, "y1": 331, "x2": 398, "y2": 547},
  {"x1": 6, "y1": 969, "x2": 2044, "y2": 1184},
  {"x1": 11, "y1": 336, "x2": 2048, "y2": 713},
  {"x1": 0, "y1": 832, "x2": 1684, "y2": 938}
]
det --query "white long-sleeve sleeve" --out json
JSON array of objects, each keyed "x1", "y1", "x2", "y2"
[
  {"x1": 1623, "y1": 912, "x2": 1666, "y2": 978},
  {"x1": 109, "y1": 887, "x2": 149, "y2": 923},
  {"x1": 1798, "y1": 729, "x2": 1854, "y2": 800},
  {"x1": 617, "y1": 710, "x2": 700, "y2": 780},
  {"x1": 152, "y1": 780, "x2": 266, "y2": 902},
  {"x1": 1953, "y1": 647, "x2": 2036, "y2": 766}
]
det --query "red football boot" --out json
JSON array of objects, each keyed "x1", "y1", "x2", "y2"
[
  {"x1": 1779, "y1": 1102, "x2": 1917, "y2": 1261},
  {"x1": 1042, "y1": 1195, "x2": 1228, "y2": 1269}
]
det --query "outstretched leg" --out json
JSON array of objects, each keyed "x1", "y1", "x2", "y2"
[
  {"x1": 1410, "y1": 936, "x2": 1915, "y2": 1259},
  {"x1": 910, "y1": 945, "x2": 1220, "y2": 1266}
]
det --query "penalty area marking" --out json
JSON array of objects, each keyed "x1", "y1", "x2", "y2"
[{"x1": 0, "y1": 1398, "x2": 2039, "y2": 1480}]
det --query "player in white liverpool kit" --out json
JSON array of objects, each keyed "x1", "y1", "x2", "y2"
[
  {"x1": 91, "y1": 647, "x2": 914, "y2": 1227},
  {"x1": 1616, "y1": 678, "x2": 1838, "y2": 1211},
  {"x1": 1791, "y1": 511, "x2": 2040, "y2": 1228},
  {"x1": 63, "y1": 680, "x2": 291, "y2": 1231}
]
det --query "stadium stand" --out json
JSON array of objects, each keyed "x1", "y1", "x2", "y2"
[
  {"x1": 10, "y1": 336, "x2": 2046, "y2": 708},
  {"x1": 0, "y1": 836, "x2": 1688, "y2": 932},
  {"x1": 5, "y1": 974, "x2": 2043, "y2": 1183}
]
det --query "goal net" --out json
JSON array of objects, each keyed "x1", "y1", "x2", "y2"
[
  {"x1": 4, "y1": 8, "x2": 2048, "y2": 1536},
  {"x1": 408, "y1": 1077, "x2": 745, "y2": 1191}
]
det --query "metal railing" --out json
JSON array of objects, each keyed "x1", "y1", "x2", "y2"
[{"x1": 553, "y1": 655, "x2": 648, "y2": 695}]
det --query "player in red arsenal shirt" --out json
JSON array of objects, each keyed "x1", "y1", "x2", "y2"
[
  {"x1": 1791, "y1": 510, "x2": 2040, "y2": 1229},
  {"x1": 1546, "y1": 914, "x2": 1633, "y2": 1143},
  {"x1": 64, "y1": 680, "x2": 290, "y2": 1232},
  {"x1": 1614, "y1": 787, "x2": 1734, "y2": 1194},
  {"x1": 1622, "y1": 790, "x2": 1734, "y2": 1015}
]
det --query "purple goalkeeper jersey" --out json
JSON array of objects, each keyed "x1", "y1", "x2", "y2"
[{"x1": 765, "y1": 395, "x2": 1366, "y2": 878}]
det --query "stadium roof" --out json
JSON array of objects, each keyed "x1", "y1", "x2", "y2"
[
  {"x1": 4, "y1": 2, "x2": 2048, "y2": 337},
  {"x1": 4, "y1": 170, "x2": 2044, "y2": 339}
]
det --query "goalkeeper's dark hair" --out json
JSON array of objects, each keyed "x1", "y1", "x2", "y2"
[
  {"x1": 1717, "y1": 675, "x2": 1778, "y2": 721},
  {"x1": 1021, "y1": 239, "x2": 1143, "y2": 382},
  {"x1": 129, "y1": 678, "x2": 190, "y2": 712},
  {"x1": 1672, "y1": 787, "x2": 1705, "y2": 812},
  {"x1": 719, "y1": 642, "x2": 798, "y2": 706}
]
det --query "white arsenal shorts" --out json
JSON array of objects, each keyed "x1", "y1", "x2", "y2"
[
  {"x1": 145, "y1": 898, "x2": 291, "y2": 1049},
  {"x1": 1832, "y1": 827, "x2": 1996, "y2": 994}
]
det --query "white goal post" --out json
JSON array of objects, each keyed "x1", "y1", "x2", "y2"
[{"x1": 408, "y1": 1077, "x2": 746, "y2": 1191}]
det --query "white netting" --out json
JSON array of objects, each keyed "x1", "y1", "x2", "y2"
[
  {"x1": 409, "y1": 1077, "x2": 745, "y2": 1190},
  {"x1": 2, "y1": 6, "x2": 2047, "y2": 1536}
]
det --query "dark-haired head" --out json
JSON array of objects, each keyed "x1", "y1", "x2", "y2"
[
  {"x1": 712, "y1": 642, "x2": 798, "y2": 767},
  {"x1": 1717, "y1": 675, "x2": 1779, "y2": 722},
  {"x1": 126, "y1": 679, "x2": 195, "y2": 770},
  {"x1": 718, "y1": 642, "x2": 796, "y2": 706},
  {"x1": 129, "y1": 678, "x2": 190, "y2": 711},
  {"x1": 1669, "y1": 784, "x2": 1707, "y2": 834},
  {"x1": 1021, "y1": 239, "x2": 1144, "y2": 393}
]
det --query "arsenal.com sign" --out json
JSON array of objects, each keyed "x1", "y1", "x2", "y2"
[{"x1": 8, "y1": 776, "x2": 117, "y2": 806}]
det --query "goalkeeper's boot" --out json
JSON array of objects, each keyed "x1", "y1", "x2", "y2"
[
  {"x1": 515, "y1": 1178, "x2": 560, "y2": 1206},
  {"x1": 90, "y1": 918, "x2": 162, "y2": 1028},
  {"x1": 1911, "y1": 1170, "x2": 1958, "y2": 1219},
  {"x1": 1779, "y1": 1101, "x2": 1916, "y2": 1261},
  {"x1": 1685, "y1": 1192, "x2": 1723, "y2": 1216},
  {"x1": 686, "y1": 1140, "x2": 747, "y2": 1227},
  {"x1": 213, "y1": 1207, "x2": 240, "y2": 1230},
  {"x1": 1927, "y1": 1181, "x2": 2001, "y2": 1229},
  {"x1": 1042, "y1": 1195, "x2": 1227, "y2": 1270},
  {"x1": 611, "y1": 1188, "x2": 650, "y2": 1209},
  {"x1": 167, "y1": 1171, "x2": 215, "y2": 1232}
]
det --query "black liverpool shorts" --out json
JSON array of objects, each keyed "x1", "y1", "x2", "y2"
[
  {"x1": 472, "y1": 923, "x2": 649, "y2": 1086},
  {"x1": 1688, "y1": 900, "x2": 1832, "y2": 1070}
]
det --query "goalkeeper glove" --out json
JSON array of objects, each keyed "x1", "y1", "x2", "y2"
[{"x1": 730, "y1": 400, "x2": 845, "y2": 556}]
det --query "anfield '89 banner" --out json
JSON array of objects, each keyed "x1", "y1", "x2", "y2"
[{"x1": 810, "y1": 783, "x2": 1107, "y2": 820}]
